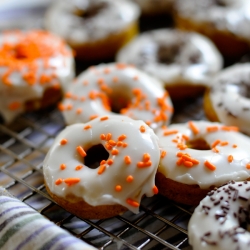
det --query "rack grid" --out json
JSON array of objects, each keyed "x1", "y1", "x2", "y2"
[{"x1": 0, "y1": 96, "x2": 205, "y2": 250}]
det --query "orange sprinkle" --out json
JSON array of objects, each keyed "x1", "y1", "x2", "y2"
[
  {"x1": 140, "y1": 125, "x2": 146, "y2": 133},
  {"x1": 106, "y1": 133, "x2": 112, "y2": 140},
  {"x1": 126, "y1": 198, "x2": 139, "y2": 207},
  {"x1": 60, "y1": 139, "x2": 68, "y2": 145},
  {"x1": 83, "y1": 80, "x2": 88, "y2": 86},
  {"x1": 65, "y1": 92, "x2": 72, "y2": 98},
  {"x1": 163, "y1": 129, "x2": 179, "y2": 136},
  {"x1": 108, "y1": 140, "x2": 116, "y2": 146},
  {"x1": 103, "y1": 68, "x2": 111, "y2": 74},
  {"x1": 188, "y1": 121, "x2": 199, "y2": 135},
  {"x1": 111, "y1": 149, "x2": 119, "y2": 155},
  {"x1": 76, "y1": 146, "x2": 87, "y2": 157},
  {"x1": 112, "y1": 76, "x2": 119, "y2": 83},
  {"x1": 76, "y1": 108, "x2": 82, "y2": 114},
  {"x1": 84, "y1": 124, "x2": 92, "y2": 130},
  {"x1": 107, "y1": 159, "x2": 113, "y2": 165},
  {"x1": 161, "y1": 151, "x2": 167, "y2": 158},
  {"x1": 98, "y1": 165, "x2": 106, "y2": 175},
  {"x1": 126, "y1": 175, "x2": 133, "y2": 182},
  {"x1": 117, "y1": 141, "x2": 123, "y2": 147},
  {"x1": 100, "y1": 116, "x2": 109, "y2": 121},
  {"x1": 90, "y1": 114, "x2": 98, "y2": 120},
  {"x1": 66, "y1": 104, "x2": 73, "y2": 110},
  {"x1": 64, "y1": 178, "x2": 80, "y2": 186},
  {"x1": 124, "y1": 156, "x2": 131, "y2": 165},
  {"x1": 182, "y1": 134, "x2": 189, "y2": 141},
  {"x1": 116, "y1": 63, "x2": 127, "y2": 69},
  {"x1": 211, "y1": 139, "x2": 221, "y2": 148},
  {"x1": 143, "y1": 153, "x2": 150, "y2": 162},
  {"x1": 122, "y1": 142, "x2": 128, "y2": 148},
  {"x1": 232, "y1": 144, "x2": 238, "y2": 148},
  {"x1": 204, "y1": 160, "x2": 216, "y2": 171},
  {"x1": 137, "y1": 161, "x2": 152, "y2": 168},
  {"x1": 246, "y1": 163, "x2": 250, "y2": 169},
  {"x1": 133, "y1": 75, "x2": 139, "y2": 81},
  {"x1": 60, "y1": 164, "x2": 66, "y2": 170},
  {"x1": 228, "y1": 155, "x2": 233, "y2": 163},
  {"x1": 97, "y1": 78, "x2": 105, "y2": 85},
  {"x1": 221, "y1": 126, "x2": 239, "y2": 132},
  {"x1": 206, "y1": 126, "x2": 219, "y2": 132},
  {"x1": 105, "y1": 143, "x2": 112, "y2": 150},
  {"x1": 8, "y1": 101, "x2": 21, "y2": 111},
  {"x1": 100, "y1": 134, "x2": 106, "y2": 140},
  {"x1": 115, "y1": 185, "x2": 122, "y2": 192},
  {"x1": 212, "y1": 147, "x2": 219, "y2": 153},
  {"x1": 176, "y1": 152, "x2": 184, "y2": 157},
  {"x1": 152, "y1": 185, "x2": 158, "y2": 194},
  {"x1": 55, "y1": 178, "x2": 63, "y2": 185},
  {"x1": 181, "y1": 155, "x2": 199, "y2": 165},
  {"x1": 75, "y1": 165, "x2": 83, "y2": 171},
  {"x1": 100, "y1": 160, "x2": 106, "y2": 165},
  {"x1": 118, "y1": 134, "x2": 127, "y2": 141},
  {"x1": 220, "y1": 141, "x2": 229, "y2": 146},
  {"x1": 183, "y1": 161, "x2": 193, "y2": 168},
  {"x1": 176, "y1": 157, "x2": 184, "y2": 166},
  {"x1": 58, "y1": 103, "x2": 65, "y2": 111}
]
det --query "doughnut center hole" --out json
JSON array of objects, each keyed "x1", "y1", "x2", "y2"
[
  {"x1": 214, "y1": 0, "x2": 228, "y2": 6},
  {"x1": 84, "y1": 144, "x2": 109, "y2": 169},
  {"x1": 75, "y1": 2, "x2": 107, "y2": 19},
  {"x1": 186, "y1": 138, "x2": 211, "y2": 150},
  {"x1": 157, "y1": 44, "x2": 182, "y2": 64}
]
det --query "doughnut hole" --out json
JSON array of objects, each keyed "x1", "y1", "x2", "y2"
[
  {"x1": 84, "y1": 144, "x2": 109, "y2": 169},
  {"x1": 74, "y1": 2, "x2": 107, "y2": 19},
  {"x1": 186, "y1": 138, "x2": 211, "y2": 150}
]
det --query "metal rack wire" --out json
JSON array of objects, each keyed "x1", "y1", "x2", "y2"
[{"x1": 0, "y1": 96, "x2": 205, "y2": 250}]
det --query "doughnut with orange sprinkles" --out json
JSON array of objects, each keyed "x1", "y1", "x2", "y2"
[
  {"x1": 59, "y1": 63, "x2": 173, "y2": 131},
  {"x1": 43, "y1": 115, "x2": 160, "y2": 219},
  {"x1": 0, "y1": 30, "x2": 74, "y2": 123},
  {"x1": 155, "y1": 120, "x2": 250, "y2": 206}
]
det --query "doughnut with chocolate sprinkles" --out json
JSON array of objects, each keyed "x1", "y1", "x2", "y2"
[
  {"x1": 189, "y1": 181, "x2": 250, "y2": 250},
  {"x1": 204, "y1": 63, "x2": 250, "y2": 136},
  {"x1": 59, "y1": 63, "x2": 173, "y2": 131},
  {"x1": 43, "y1": 115, "x2": 160, "y2": 219}
]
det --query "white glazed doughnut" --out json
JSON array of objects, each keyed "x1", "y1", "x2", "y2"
[
  {"x1": 155, "y1": 120, "x2": 250, "y2": 205},
  {"x1": 116, "y1": 29, "x2": 223, "y2": 100},
  {"x1": 0, "y1": 30, "x2": 74, "y2": 123},
  {"x1": 45, "y1": 0, "x2": 140, "y2": 61},
  {"x1": 59, "y1": 63, "x2": 173, "y2": 131},
  {"x1": 188, "y1": 181, "x2": 250, "y2": 250},
  {"x1": 43, "y1": 115, "x2": 160, "y2": 218},
  {"x1": 204, "y1": 63, "x2": 250, "y2": 136}
]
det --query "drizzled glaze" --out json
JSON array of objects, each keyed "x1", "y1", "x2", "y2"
[
  {"x1": 156, "y1": 120, "x2": 250, "y2": 189},
  {"x1": 43, "y1": 115, "x2": 160, "y2": 214},
  {"x1": 116, "y1": 29, "x2": 223, "y2": 87},
  {"x1": 59, "y1": 63, "x2": 173, "y2": 131},
  {"x1": 189, "y1": 181, "x2": 250, "y2": 250},
  {"x1": 0, "y1": 30, "x2": 74, "y2": 123},
  {"x1": 209, "y1": 63, "x2": 250, "y2": 135}
]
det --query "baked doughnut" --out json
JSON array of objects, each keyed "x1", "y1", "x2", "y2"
[
  {"x1": 174, "y1": 0, "x2": 250, "y2": 60},
  {"x1": 0, "y1": 30, "x2": 74, "y2": 123},
  {"x1": 45, "y1": 0, "x2": 140, "y2": 61},
  {"x1": 43, "y1": 115, "x2": 160, "y2": 219},
  {"x1": 156, "y1": 120, "x2": 250, "y2": 206},
  {"x1": 116, "y1": 29, "x2": 223, "y2": 100},
  {"x1": 204, "y1": 63, "x2": 250, "y2": 136},
  {"x1": 188, "y1": 181, "x2": 250, "y2": 250},
  {"x1": 59, "y1": 63, "x2": 173, "y2": 131}
]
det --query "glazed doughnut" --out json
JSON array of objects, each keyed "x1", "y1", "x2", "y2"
[
  {"x1": 156, "y1": 120, "x2": 250, "y2": 206},
  {"x1": 174, "y1": 0, "x2": 250, "y2": 59},
  {"x1": 116, "y1": 29, "x2": 223, "y2": 100},
  {"x1": 0, "y1": 30, "x2": 74, "y2": 123},
  {"x1": 59, "y1": 63, "x2": 173, "y2": 131},
  {"x1": 188, "y1": 181, "x2": 250, "y2": 250},
  {"x1": 45, "y1": 0, "x2": 140, "y2": 61},
  {"x1": 204, "y1": 63, "x2": 250, "y2": 136},
  {"x1": 43, "y1": 115, "x2": 160, "y2": 219}
]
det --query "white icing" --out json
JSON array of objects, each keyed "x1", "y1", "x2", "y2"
[
  {"x1": 45, "y1": 0, "x2": 140, "y2": 45},
  {"x1": 43, "y1": 115, "x2": 160, "y2": 214},
  {"x1": 175, "y1": 0, "x2": 250, "y2": 41},
  {"x1": 209, "y1": 63, "x2": 250, "y2": 135},
  {"x1": 188, "y1": 181, "x2": 250, "y2": 250},
  {"x1": 116, "y1": 29, "x2": 223, "y2": 87},
  {"x1": 156, "y1": 120, "x2": 250, "y2": 189},
  {"x1": 60, "y1": 63, "x2": 173, "y2": 131},
  {"x1": 0, "y1": 30, "x2": 75, "y2": 123}
]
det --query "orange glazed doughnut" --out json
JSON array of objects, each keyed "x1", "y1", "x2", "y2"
[
  {"x1": 0, "y1": 30, "x2": 74, "y2": 123},
  {"x1": 45, "y1": 0, "x2": 140, "y2": 61},
  {"x1": 43, "y1": 115, "x2": 160, "y2": 219},
  {"x1": 156, "y1": 120, "x2": 250, "y2": 206},
  {"x1": 174, "y1": 0, "x2": 250, "y2": 60},
  {"x1": 59, "y1": 63, "x2": 173, "y2": 131}
]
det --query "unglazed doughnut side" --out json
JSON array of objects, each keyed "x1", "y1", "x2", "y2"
[
  {"x1": 59, "y1": 63, "x2": 173, "y2": 131},
  {"x1": 43, "y1": 115, "x2": 160, "y2": 218}
]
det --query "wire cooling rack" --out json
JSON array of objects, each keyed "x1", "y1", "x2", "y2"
[{"x1": 0, "y1": 95, "x2": 205, "y2": 250}]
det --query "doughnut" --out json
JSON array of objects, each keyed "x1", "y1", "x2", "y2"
[
  {"x1": 59, "y1": 63, "x2": 173, "y2": 131},
  {"x1": 173, "y1": 0, "x2": 250, "y2": 59},
  {"x1": 0, "y1": 30, "x2": 74, "y2": 123},
  {"x1": 116, "y1": 29, "x2": 223, "y2": 100},
  {"x1": 155, "y1": 120, "x2": 250, "y2": 206},
  {"x1": 45, "y1": 0, "x2": 140, "y2": 61},
  {"x1": 188, "y1": 181, "x2": 250, "y2": 250},
  {"x1": 204, "y1": 63, "x2": 250, "y2": 136},
  {"x1": 43, "y1": 115, "x2": 160, "y2": 219},
  {"x1": 131, "y1": 0, "x2": 174, "y2": 16}
]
